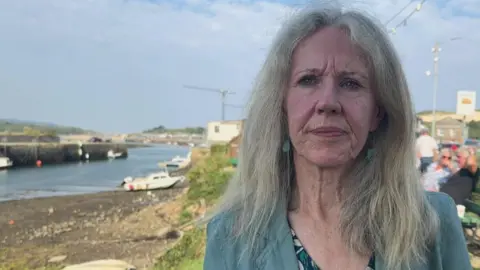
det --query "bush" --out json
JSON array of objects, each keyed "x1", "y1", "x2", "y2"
[
  {"x1": 185, "y1": 154, "x2": 232, "y2": 208},
  {"x1": 155, "y1": 152, "x2": 234, "y2": 270},
  {"x1": 186, "y1": 154, "x2": 230, "y2": 184},
  {"x1": 210, "y1": 144, "x2": 228, "y2": 155}
]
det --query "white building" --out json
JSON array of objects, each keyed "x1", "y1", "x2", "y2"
[{"x1": 206, "y1": 120, "x2": 243, "y2": 145}]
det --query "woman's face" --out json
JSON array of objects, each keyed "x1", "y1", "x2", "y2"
[
  {"x1": 457, "y1": 153, "x2": 467, "y2": 168},
  {"x1": 285, "y1": 27, "x2": 381, "y2": 167}
]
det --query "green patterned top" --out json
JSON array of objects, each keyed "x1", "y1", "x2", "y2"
[{"x1": 291, "y1": 229, "x2": 375, "y2": 270}]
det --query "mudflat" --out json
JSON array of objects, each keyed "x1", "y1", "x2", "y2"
[{"x1": 0, "y1": 183, "x2": 188, "y2": 269}]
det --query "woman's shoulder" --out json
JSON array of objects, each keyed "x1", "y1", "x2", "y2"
[
  {"x1": 205, "y1": 210, "x2": 241, "y2": 248},
  {"x1": 425, "y1": 191, "x2": 456, "y2": 214},
  {"x1": 420, "y1": 192, "x2": 471, "y2": 269}
]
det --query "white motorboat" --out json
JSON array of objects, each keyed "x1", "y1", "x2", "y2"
[
  {"x1": 107, "y1": 150, "x2": 122, "y2": 159},
  {"x1": 121, "y1": 170, "x2": 185, "y2": 191},
  {"x1": 158, "y1": 152, "x2": 192, "y2": 170},
  {"x1": 0, "y1": 156, "x2": 13, "y2": 170}
]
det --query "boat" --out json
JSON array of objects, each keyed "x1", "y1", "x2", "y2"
[
  {"x1": 107, "y1": 150, "x2": 123, "y2": 159},
  {"x1": 158, "y1": 152, "x2": 192, "y2": 170},
  {"x1": 121, "y1": 169, "x2": 185, "y2": 191},
  {"x1": 0, "y1": 156, "x2": 13, "y2": 170}
]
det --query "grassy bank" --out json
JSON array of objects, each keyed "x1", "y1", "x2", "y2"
[{"x1": 154, "y1": 151, "x2": 233, "y2": 270}]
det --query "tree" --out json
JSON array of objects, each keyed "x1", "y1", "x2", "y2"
[
  {"x1": 23, "y1": 126, "x2": 42, "y2": 136},
  {"x1": 468, "y1": 121, "x2": 480, "y2": 139}
]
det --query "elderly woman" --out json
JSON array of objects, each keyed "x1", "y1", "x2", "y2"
[
  {"x1": 204, "y1": 5, "x2": 470, "y2": 270},
  {"x1": 422, "y1": 147, "x2": 458, "y2": 192},
  {"x1": 456, "y1": 147, "x2": 479, "y2": 193}
]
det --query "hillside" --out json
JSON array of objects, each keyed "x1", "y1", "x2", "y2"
[
  {"x1": 0, "y1": 119, "x2": 91, "y2": 135},
  {"x1": 143, "y1": 125, "x2": 205, "y2": 135},
  {"x1": 417, "y1": 109, "x2": 480, "y2": 116}
]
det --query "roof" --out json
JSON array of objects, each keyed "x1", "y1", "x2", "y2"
[
  {"x1": 208, "y1": 120, "x2": 245, "y2": 125},
  {"x1": 436, "y1": 117, "x2": 463, "y2": 126}
]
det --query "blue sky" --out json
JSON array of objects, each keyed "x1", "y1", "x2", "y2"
[{"x1": 0, "y1": 0, "x2": 479, "y2": 133}]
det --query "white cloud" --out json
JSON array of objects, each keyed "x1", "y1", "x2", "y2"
[{"x1": 0, "y1": 0, "x2": 478, "y2": 132}]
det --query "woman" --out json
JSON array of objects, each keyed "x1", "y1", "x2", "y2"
[
  {"x1": 456, "y1": 147, "x2": 479, "y2": 193},
  {"x1": 422, "y1": 148, "x2": 458, "y2": 192},
  {"x1": 204, "y1": 4, "x2": 470, "y2": 270}
]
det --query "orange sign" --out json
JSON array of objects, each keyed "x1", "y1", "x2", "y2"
[{"x1": 462, "y1": 98, "x2": 472, "y2": 104}]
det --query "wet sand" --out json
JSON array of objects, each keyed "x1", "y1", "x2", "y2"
[{"x1": 0, "y1": 182, "x2": 188, "y2": 269}]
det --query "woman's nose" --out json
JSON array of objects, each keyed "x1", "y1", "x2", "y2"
[{"x1": 313, "y1": 79, "x2": 342, "y2": 114}]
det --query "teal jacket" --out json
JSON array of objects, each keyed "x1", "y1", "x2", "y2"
[{"x1": 204, "y1": 192, "x2": 471, "y2": 269}]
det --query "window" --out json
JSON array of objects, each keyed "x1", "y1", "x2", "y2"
[
  {"x1": 449, "y1": 129, "x2": 455, "y2": 137},
  {"x1": 214, "y1": 125, "x2": 220, "y2": 133},
  {"x1": 437, "y1": 129, "x2": 444, "y2": 137}
]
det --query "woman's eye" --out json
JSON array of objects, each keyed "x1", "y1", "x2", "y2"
[
  {"x1": 340, "y1": 78, "x2": 362, "y2": 89},
  {"x1": 297, "y1": 74, "x2": 318, "y2": 86}
]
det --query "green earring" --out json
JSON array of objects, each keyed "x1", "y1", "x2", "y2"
[{"x1": 282, "y1": 139, "x2": 291, "y2": 153}]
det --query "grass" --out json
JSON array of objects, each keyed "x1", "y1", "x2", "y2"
[
  {"x1": 154, "y1": 228, "x2": 206, "y2": 270},
  {"x1": 154, "y1": 151, "x2": 233, "y2": 270}
]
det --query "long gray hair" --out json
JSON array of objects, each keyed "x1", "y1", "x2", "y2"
[{"x1": 210, "y1": 3, "x2": 439, "y2": 269}]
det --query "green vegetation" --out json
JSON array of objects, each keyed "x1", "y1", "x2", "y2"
[
  {"x1": 143, "y1": 125, "x2": 205, "y2": 135},
  {"x1": 155, "y1": 228, "x2": 206, "y2": 270},
  {"x1": 468, "y1": 121, "x2": 480, "y2": 139},
  {"x1": 0, "y1": 120, "x2": 89, "y2": 135},
  {"x1": 155, "y1": 146, "x2": 233, "y2": 270}
]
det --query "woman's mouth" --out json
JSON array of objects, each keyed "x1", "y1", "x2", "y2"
[{"x1": 310, "y1": 127, "x2": 347, "y2": 137}]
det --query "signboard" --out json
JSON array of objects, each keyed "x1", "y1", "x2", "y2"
[{"x1": 456, "y1": 91, "x2": 476, "y2": 116}]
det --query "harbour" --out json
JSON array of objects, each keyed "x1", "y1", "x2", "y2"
[{"x1": 0, "y1": 145, "x2": 190, "y2": 202}]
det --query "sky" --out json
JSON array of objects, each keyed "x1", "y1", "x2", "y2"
[{"x1": 0, "y1": 0, "x2": 479, "y2": 133}]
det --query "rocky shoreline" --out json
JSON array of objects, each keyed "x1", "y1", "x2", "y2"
[{"x1": 0, "y1": 183, "x2": 189, "y2": 269}]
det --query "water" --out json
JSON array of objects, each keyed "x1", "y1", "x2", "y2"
[{"x1": 0, "y1": 145, "x2": 190, "y2": 202}]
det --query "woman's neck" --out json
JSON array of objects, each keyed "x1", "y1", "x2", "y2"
[{"x1": 292, "y1": 153, "x2": 347, "y2": 222}]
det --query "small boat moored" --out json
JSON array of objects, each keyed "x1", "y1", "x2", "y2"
[
  {"x1": 158, "y1": 152, "x2": 192, "y2": 170},
  {"x1": 107, "y1": 150, "x2": 123, "y2": 160},
  {"x1": 121, "y1": 169, "x2": 185, "y2": 191},
  {"x1": 0, "y1": 156, "x2": 13, "y2": 170}
]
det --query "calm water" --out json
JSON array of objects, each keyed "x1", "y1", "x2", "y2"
[{"x1": 0, "y1": 145, "x2": 190, "y2": 202}]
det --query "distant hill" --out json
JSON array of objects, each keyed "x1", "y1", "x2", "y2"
[
  {"x1": 143, "y1": 125, "x2": 205, "y2": 135},
  {"x1": 417, "y1": 109, "x2": 480, "y2": 115},
  {"x1": 0, "y1": 119, "x2": 92, "y2": 135}
]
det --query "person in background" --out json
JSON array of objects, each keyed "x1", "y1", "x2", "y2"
[
  {"x1": 456, "y1": 147, "x2": 479, "y2": 194},
  {"x1": 439, "y1": 147, "x2": 478, "y2": 204},
  {"x1": 422, "y1": 148, "x2": 458, "y2": 192},
  {"x1": 203, "y1": 3, "x2": 470, "y2": 270},
  {"x1": 416, "y1": 128, "x2": 438, "y2": 173}
]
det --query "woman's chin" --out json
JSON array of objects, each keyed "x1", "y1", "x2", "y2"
[{"x1": 304, "y1": 151, "x2": 353, "y2": 168}]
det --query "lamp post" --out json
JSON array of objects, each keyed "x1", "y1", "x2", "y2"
[{"x1": 425, "y1": 37, "x2": 462, "y2": 139}]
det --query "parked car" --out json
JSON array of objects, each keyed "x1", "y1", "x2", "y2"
[
  {"x1": 464, "y1": 139, "x2": 480, "y2": 152},
  {"x1": 439, "y1": 142, "x2": 461, "y2": 151}
]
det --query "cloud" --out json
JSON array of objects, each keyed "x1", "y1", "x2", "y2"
[{"x1": 0, "y1": 0, "x2": 479, "y2": 132}]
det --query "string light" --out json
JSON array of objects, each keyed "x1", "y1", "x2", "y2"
[{"x1": 388, "y1": 0, "x2": 426, "y2": 35}]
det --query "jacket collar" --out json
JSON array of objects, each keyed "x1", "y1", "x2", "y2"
[
  {"x1": 255, "y1": 204, "x2": 387, "y2": 270},
  {"x1": 254, "y1": 203, "x2": 297, "y2": 269}
]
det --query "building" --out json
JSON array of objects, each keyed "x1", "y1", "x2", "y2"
[
  {"x1": 206, "y1": 120, "x2": 244, "y2": 145},
  {"x1": 228, "y1": 134, "x2": 241, "y2": 159},
  {"x1": 434, "y1": 117, "x2": 465, "y2": 143},
  {"x1": 417, "y1": 110, "x2": 480, "y2": 123}
]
